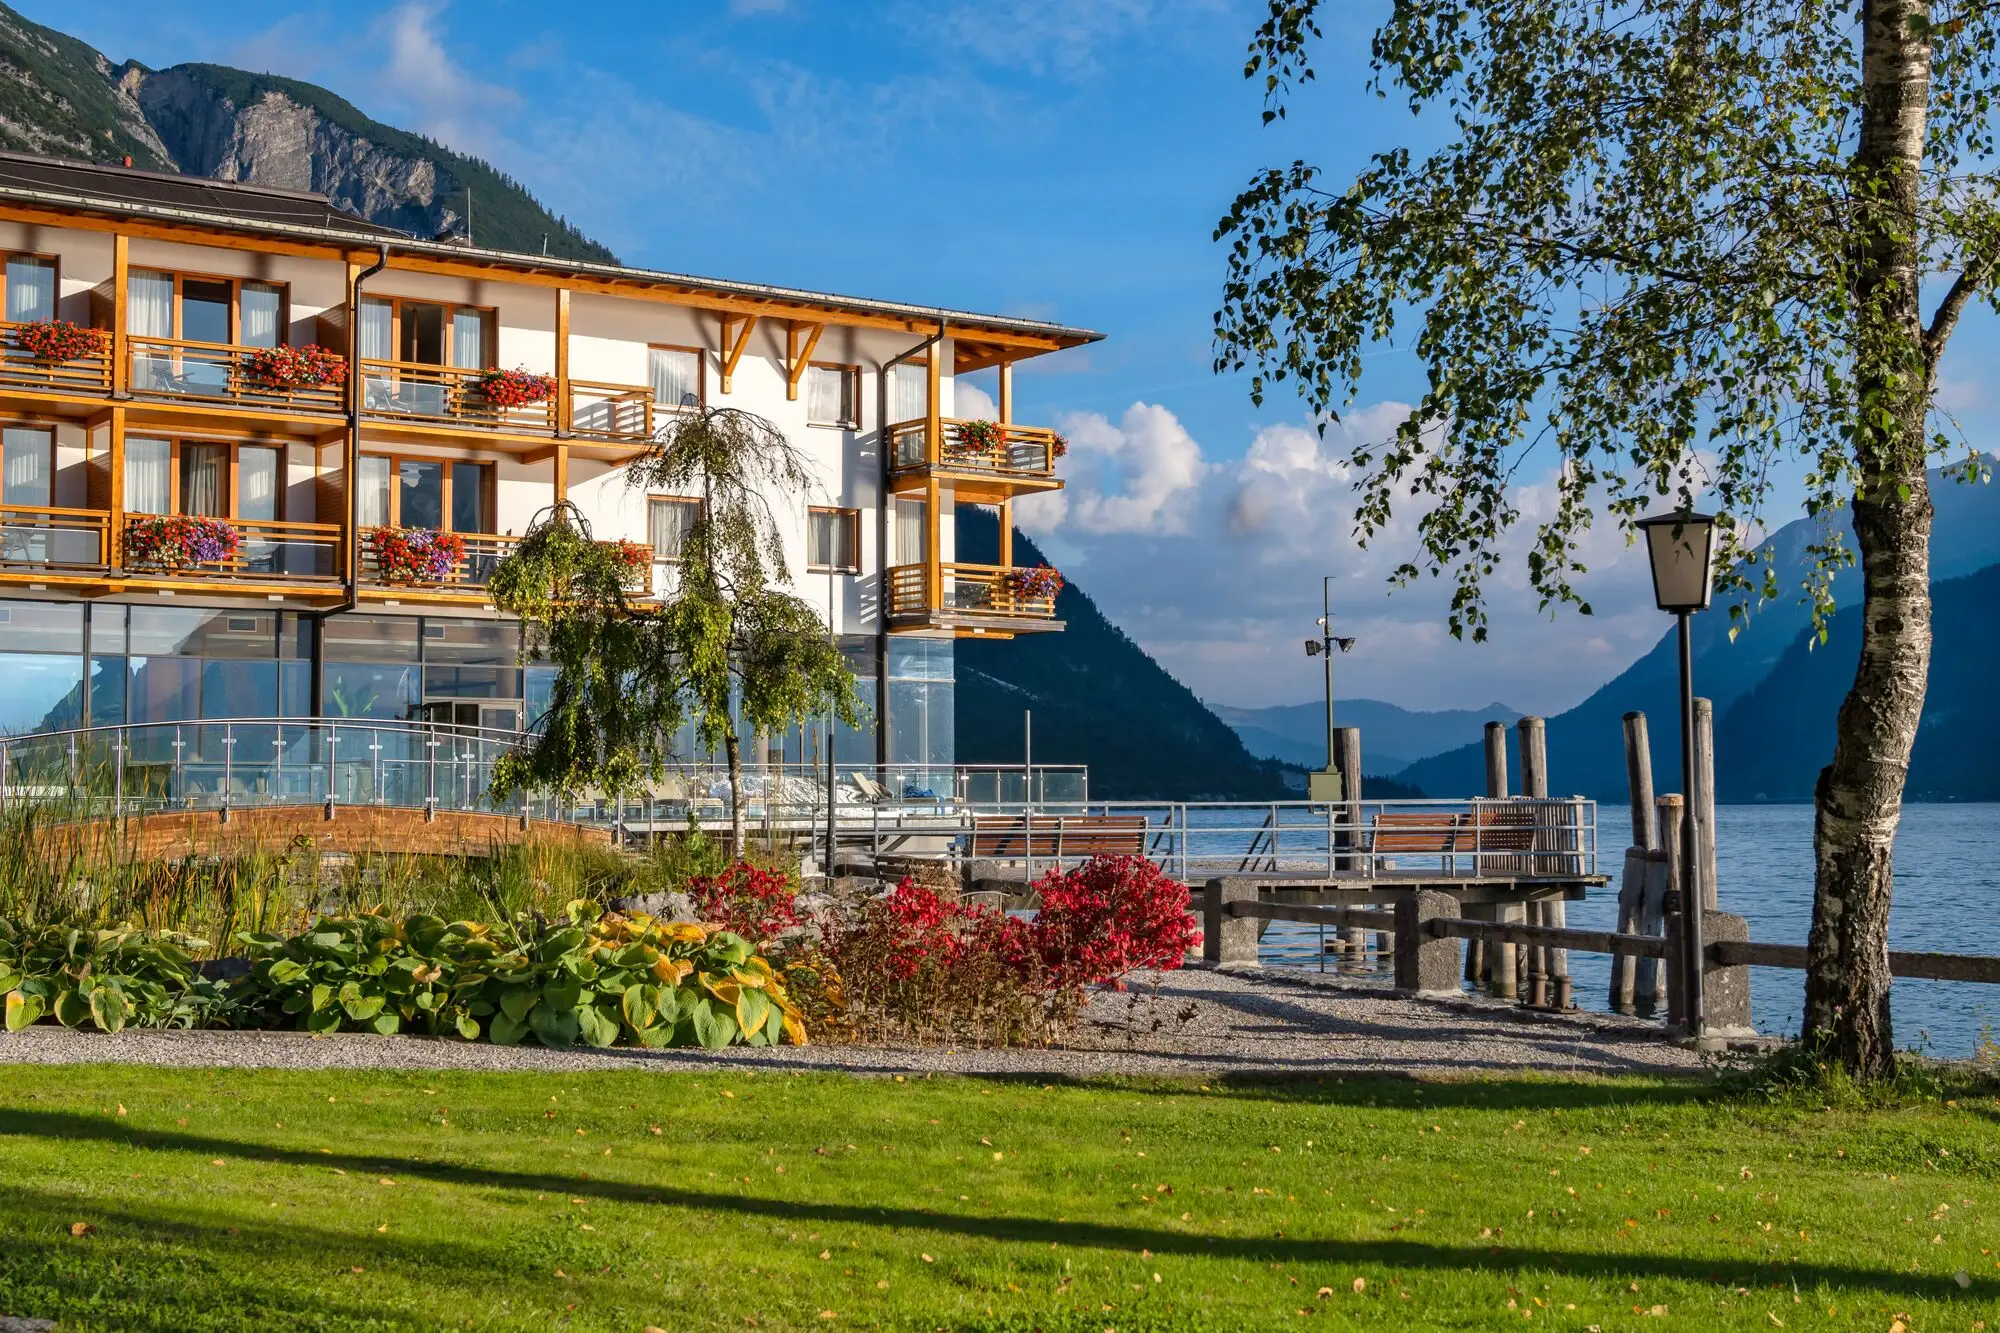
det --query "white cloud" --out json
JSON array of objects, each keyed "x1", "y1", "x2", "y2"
[
  {"x1": 1019, "y1": 402, "x2": 1214, "y2": 535},
  {"x1": 370, "y1": 3, "x2": 520, "y2": 155},
  {"x1": 903, "y1": 0, "x2": 1224, "y2": 78}
]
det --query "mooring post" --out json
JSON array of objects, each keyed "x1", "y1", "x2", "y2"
[
  {"x1": 1701, "y1": 909, "x2": 1754, "y2": 1036},
  {"x1": 1519, "y1": 715, "x2": 1567, "y2": 1007},
  {"x1": 1658, "y1": 794, "x2": 1686, "y2": 1025},
  {"x1": 1612, "y1": 711, "x2": 1656, "y2": 1010},
  {"x1": 1394, "y1": 888, "x2": 1461, "y2": 995},
  {"x1": 1203, "y1": 878, "x2": 1263, "y2": 967},
  {"x1": 1481, "y1": 720, "x2": 1516, "y2": 998},
  {"x1": 1335, "y1": 727, "x2": 1367, "y2": 959},
  {"x1": 1692, "y1": 698, "x2": 1718, "y2": 909}
]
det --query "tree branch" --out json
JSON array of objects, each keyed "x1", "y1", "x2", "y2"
[{"x1": 1924, "y1": 259, "x2": 1992, "y2": 365}]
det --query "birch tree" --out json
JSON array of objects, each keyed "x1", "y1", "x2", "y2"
[{"x1": 1216, "y1": 0, "x2": 1999, "y2": 1076}]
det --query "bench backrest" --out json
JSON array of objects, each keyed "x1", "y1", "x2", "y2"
[
  {"x1": 967, "y1": 814, "x2": 1150, "y2": 858},
  {"x1": 1368, "y1": 811, "x2": 1465, "y2": 854}
]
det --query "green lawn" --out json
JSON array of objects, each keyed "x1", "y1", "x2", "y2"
[{"x1": 0, "y1": 1062, "x2": 1996, "y2": 1331}]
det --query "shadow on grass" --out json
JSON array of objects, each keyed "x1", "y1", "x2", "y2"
[{"x1": 0, "y1": 1106, "x2": 1978, "y2": 1307}]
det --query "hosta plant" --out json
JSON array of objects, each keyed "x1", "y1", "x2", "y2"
[
  {"x1": 0, "y1": 919, "x2": 226, "y2": 1033},
  {"x1": 232, "y1": 911, "x2": 497, "y2": 1038}
]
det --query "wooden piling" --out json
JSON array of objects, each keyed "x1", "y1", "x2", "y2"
[
  {"x1": 1692, "y1": 698, "x2": 1718, "y2": 909},
  {"x1": 1336, "y1": 726, "x2": 1365, "y2": 957},
  {"x1": 1611, "y1": 846, "x2": 1648, "y2": 1012},
  {"x1": 1657, "y1": 794, "x2": 1685, "y2": 1023},
  {"x1": 1518, "y1": 716, "x2": 1550, "y2": 1007},
  {"x1": 1612, "y1": 710, "x2": 1655, "y2": 1012},
  {"x1": 1623, "y1": 711, "x2": 1657, "y2": 851},
  {"x1": 1483, "y1": 720, "x2": 1516, "y2": 998}
]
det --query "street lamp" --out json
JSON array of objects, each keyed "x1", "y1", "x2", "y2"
[
  {"x1": 1304, "y1": 576, "x2": 1355, "y2": 804},
  {"x1": 1635, "y1": 508, "x2": 1716, "y2": 1042}
]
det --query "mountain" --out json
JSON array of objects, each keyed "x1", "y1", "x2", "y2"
[
  {"x1": 953, "y1": 509, "x2": 1293, "y2": 801},
  {"x1": 0, "y1": 4, "x2": 613, "y2": 262},
  {"x1": 1214, "y1": 697, "x2": 1523, "y2": 774},
  {"x1": 1397, "y1": 470, "x2": 2000, "y2": 802},
  {"x1": 1717, "y1": 562, "x2": 2000, "y2": 802}
]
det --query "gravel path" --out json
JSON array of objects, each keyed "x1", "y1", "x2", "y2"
[{"x1": 0, "y1": 964, "x2": 1720, "y2": 1080}]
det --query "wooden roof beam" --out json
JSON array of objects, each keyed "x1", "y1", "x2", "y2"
[
  {"x1": 719, "y1": 314, "x2": 759, "y2": 394},
  {"x1": 785, "y1": 320, "x2": 824, "y2": 401}
]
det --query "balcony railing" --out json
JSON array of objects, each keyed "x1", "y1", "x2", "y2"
[
  {"x1": 360, "y1": 361, "x2": 557, "y2": 433},
  {"x1": 569, "y1": 380, "x2": 656, "y2": 443},
  {"x1": 0, "y1": 505, "x2": 110, "y2": 570},
  {"x1": 359, "y1": 531, "x2": 519, "y2": 592},
  {"x1": 888, "y1": 419, "x2": 1059, "y2": 481},
  {"x1": 127, "y1": 337, "x2": 345, "y2": 414},
  {"x1": 122, "y1": 515, "x2": 342, "y2": 583},
  {"x1": 887, "y1": 562, "x2": 1060, "y2": 622},
  {"x1": 0, "y1": 321, "x2": 113, "y2": 395}
]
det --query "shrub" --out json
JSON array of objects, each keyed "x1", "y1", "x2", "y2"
[
  {"x1": 1030, "y1": 854, "x2": 1200, "y2": 989},
  {"x1": 0, "y1": 919, "x2": 227, "y2": 1032},
  {"x1": 688, "y1": 861, "x2": 799, "y2": 942}
]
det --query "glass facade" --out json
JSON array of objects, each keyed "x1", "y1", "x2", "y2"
[{"x1": 887, "y1": 636, "x2": 953, "y2": 796}]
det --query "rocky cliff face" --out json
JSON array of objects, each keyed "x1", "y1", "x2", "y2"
[{"x1": 0, "y1": 4, "x2": 614, "y2": 263}]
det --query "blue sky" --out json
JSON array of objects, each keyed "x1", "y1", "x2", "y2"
[{"x1": 40, "y1": 1, "x2": 2000, "y2": 715}]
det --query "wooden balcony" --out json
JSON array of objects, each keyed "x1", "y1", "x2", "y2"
[
  {"x1": 0, "y1": 508, "x2": 341, "y2": 597},
  {"x1": 123, "y1": 515, "x2": 343, "y2": 585},
  {"x1": 359, "y1": 530, "x2": 519, "y2": 599},
  {"x1": 888, "y1": 419, "x2": 1063, "y2": 499},
  {"x1": 886, "y1": 562, "x2": 1064, "y2": 636},
  {"x1": 360, "y1": 361, "x2": 557, "y2": 434},
  {"x1": 127, "y1": 337, "x2": 344, "y2": 415},
  {"x1": 568, "y1": 380, "x2": 656, "y2": 443},
  {"x1": 0, "y1": 321, "x2": 113, "y2": 397},
  {"x1": 0, "y1": 504, "x2": 110, "y2": 572}
]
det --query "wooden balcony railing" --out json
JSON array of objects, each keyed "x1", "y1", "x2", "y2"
[
  {"x1": 359, "y1": 361, "x2": 558, "y2": 433},
  {"x1": 569, "y1": 380, "x2": 655, "y2": 443},
  {"x1": 0, "y1": 321, "x2": 113, "y2": 395},
  {"x1": 127, "y1": 337, "x2": 345, "y2": 414},
  {"x1": 122, "y1": 515, "x2": 342, "y2": 583},
  {"x1": 359, "y1": 531, "x2": 520, "y2": 592},
  {"x1": 0, "y1": 505, "x2": 110, "y2": 570},
  {"x1": 886, "y1": 562, "x2": 1060, "y2": 621},
  {"x1": 888, "y1": 419, "x2": 1059, "y2": 480}
]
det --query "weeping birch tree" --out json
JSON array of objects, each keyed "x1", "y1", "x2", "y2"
[
  {"x1": 1217, "y1": 0, "x2": 1999, "y2": 1076},
  {"x1": 490, "y1": 407, "x2": 862, "y2": 857}
]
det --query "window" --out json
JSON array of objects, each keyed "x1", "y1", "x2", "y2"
[
  {"x1": 807, "y1": 507, "x2": 859, "y2": 572},
  {"x1": 890, "y1": 361, "x2": 929, "y2": 425},
  {"x1": 648, "y1": 496, "x2": 701, "y2": 561},
  {"x1": 2, "y1": 426, "x2": 51, "y2": 506},
  {"x1": 806, "y1": 364, "x2": 859, "y2": 429},
  {"x1": 357, "y1": 454, "x2": 493, "y2": 531},
  {"x1": 357, "y1": 297, "x2": 495, "y2": 367},
  {"x1": 126, "y1": 270, "x2": 289, "y2": 345},
  {"x1": 894, "y1": 497, "x2": 927, "y2": 565},
  {"x1": 121, "y1": 438, "x2": 286, "y2": 522},
  {"x1": 650, "y1": 346, "x2": 703, "y2": 411},
  {"x1": 4, "y1": 255, "x2": 55, "y2": 324}
]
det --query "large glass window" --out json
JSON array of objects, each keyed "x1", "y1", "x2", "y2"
[
  {"x1": 421, "y1": 619, "x2": 517, "y2": 664},
  {"x1": 451, "y1": 462, "x2": 491, "y2": 533},
  {"x1": 237, "y1": 445, "x2": 279, "y2": 522},
  {"x1": 239, "y1": 283, "x2": 282, "y2": 349},
  {"x1": 5, "y1": 255, "x2": 54, "y2": 324},
  {"x1": 179, "y1": 444, "x2": 227, "y2": 517},
  {"x1": 450, "y1": 309, "x2": 489, "y2": 369},
  {"x1": 891, "y1": 362, "x2": 928, "y2": 424},
  {"x1": 886, "y1": 637, "x2": 952, "y2": 781},
  {"x1": 357, "y1": 455, "x2": 392, "y2": 527},
  {"x1": 650, "y1": 346, "x2": 702, "y2": 411},
  {"x1": 180, "y1": 278, "x2": 232, "y2": 345},
  {"x1": 399, "y1": 460, "x2": 445, "y2": 529}
]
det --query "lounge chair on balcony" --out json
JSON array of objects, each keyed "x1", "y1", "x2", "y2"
[{"x1": 849, "y1": 771, "x2": 893, "y2": 804}]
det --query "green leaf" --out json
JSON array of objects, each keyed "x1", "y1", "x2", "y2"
[
  {"x1": 4, "y1": 990, "x2": 44, "y2": 1031},
  {"x1": 621, "y1": 983, "x2": 658, "y2": 1031},
  {"x1": 576, "y1": 1004, "x2": 619, "y2": 1048},
  {"x1": 529, "y1": 1006, "x2": 580, "y2": 1048},
  {"x1": 455, "y1": 1013, "x2": 481, "y2": 1041},
  {"x1": 0, "y1": 970, "x2": 22, "y2": 996},
  {"x1": 306, "y1": 1006, "x2": 342, "y2": 1033},
  {"x1": 267, "y1": 958, "x2": 308, "y2": 985},
  {"x1": 498, "y1": 986, "x2": 539, "y2": 1023},
  {"x1": 538, "y1": 928, "x2": 588, "y2": 963},
  {"x1": 310, "y1": 983, "x2": 333, "y2": 1013},
  {"x1": 342, "y1": 991, "x2": 385, "y2": 1022},
  {"x1": 88, "y1": 987, "x2": 129, "y2": 1034},
  {"x1": 369, "y1": 1011, "x2": 401, "y2": 1036},
  {"x1": 489, "y1": 1011, "x2": 526, "y2": 1046},
  {"x1": 542, "y1": 976, "x2": 583, "y2": 1013},
  {"x1": 692, "y1": 1003, "x2": 739, "y2": 1050},
  {"x1": 734, "y1": 987, "x2": 771, "y2": 1040},
  {"x1": 54, "y1": 989, "x2": 91, "y2": 1029}
]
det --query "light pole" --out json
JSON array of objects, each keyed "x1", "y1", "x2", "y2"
[
  {"x1": 1636, "y1": 508, "x2": 1717, "y2": 1043},
  {"x1": 1304, "y1": 576, "x2": 1356, "y2": 803}
]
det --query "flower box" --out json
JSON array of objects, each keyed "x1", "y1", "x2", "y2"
[
  {"x1": 368, "y1": 526, "x2": 466, "y2": 583},
  {"x1": 1050, "y1": 432, "x2": 1069, "y2": 459},
  {"x1": 949, "y1": 420, "x2": 1007, "y2": 458},
  {"x1": 473, "y1": 368, "x2": 556, "y2": 408},
  {"x1": 124, "y1": 514, "x2": 242, "y2": 570},
  {"x1": 597, "y1": 538, "x2": 653, "y2": 589},
  {"x1": 247, "y1": 343, "x2": 347, "y2": 389},
  {"x1": 1004, "y1": 565, "x2": 1064, "y2": 601},
  {"x1": 14, "y1": 319, "x2": 106, "y2": 362}
]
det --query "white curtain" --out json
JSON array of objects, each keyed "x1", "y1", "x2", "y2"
[
  {"x1": 806, "y1": 365, "x2": 851, "y2": 426},
  {"x1": 895, "y1": 498, "x2": 925, "y2": 566},
  {"x1": 451, "y1": 309, "x2": 488, "y2": 369},
  {"x1": 127, "y1": 271, "x2": 173, "y2": 338},
  {"x1": 2, "y1": 427, "x2": 50, "y2": 505},
  {"x1": 236, "y1": 446, "x2": 278, "y2": 521},
  {"x1": 6, "y1": 258, "x2": 54, "y2": 324},
  {"x1": 359, "y1": 299, "x2": 391, "y2": 361},
  {"x1": 891, "y1": 363, "x2": 928, "y2": 424},
  {"x1": 649, "y1": 497, "x2": 697, "y2": 560},
  {"x1": 181, "y1": 445, "x2": 226, "y2": 517},
  {"x1": 124, "y1": 438, "x2": 172, "y2": 514},
  {"x1": 239, "y1": 284, "x2": 281, "y2": 349},
  {"x1": 357, "y1": 456, "x2": 392, "y2": 527},
  {"x1": 650, "y1": 347, "x2": 700, "y2": 410}
]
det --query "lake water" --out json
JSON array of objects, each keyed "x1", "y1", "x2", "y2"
[{"x1": 1263, "y1": 803, "x2": 2000, "y2": 1058}]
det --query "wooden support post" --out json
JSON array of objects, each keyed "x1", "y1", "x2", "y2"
[
  {"x1": 107, "y1": 405, "x2": 125, "y2": 567},
  {"x1": 111, "y1": 234, "x2": 128, "y2": 395},
  {"x1": 1518, "y1": 716, "x2": 1549, "y2": 1006},
  {"x1": 1482, "y1": 720, "x2": 1515, "y2": 998},
  {"x1": 1702, "y1": 909, "x2": 1755, "y2": 1035},
  {"x1": 552, "y1": 444, "x2": 569, "y2": 503},
  {"x1": 1611, "y1": 846, "x2": 1648, "y2": 1012},
  {"x1": 786, "y1": 320, "x2": 824, "y2": 401},
  {"x1": 1394, "y1": 889, "x2": 1461, "y2": 995},
  {"x1": 1657, "y1": 794, "x2": 1685, "y2": 1024},
  {"x1": 925, "y1": 340, "x2": 943, "y2": 612},
  {"x1": 998, "y1": 497, "x2": 1013, "y2": 568},
  {"x1": 719, "y1": 314, "x2": 758, "y2": 394},
  {"x1": 554, "y1": 288, "x2": 571, "y2": 433},
  {"x1": 1693, "y1": 697, "x2": 1718, "y2": 909},
  {"x1": 1335, "y1": 726, "x2": 1364, "y2": 955},
  {"x1": 1203, "y1": 879, "x2": 1263, "y2": 967},
  {"x1": 997, "y1": 360, "x2": 1013, "y2": 423}
]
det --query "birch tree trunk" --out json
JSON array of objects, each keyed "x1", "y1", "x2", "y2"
[
  {"x1": 725, "y1": 730, "x2": 747, "y2": 859},
  {"x1": 1803, "y1": 0, "x2": 1936, "y2": 1078}
]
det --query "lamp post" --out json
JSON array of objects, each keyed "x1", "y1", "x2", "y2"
[
  {"x1": 1303, "y1": 576, "x2": 1356, "y2": 804},
  {"x1": 1635, "y1": 508, "x2": 1717, "y2": 1042}
]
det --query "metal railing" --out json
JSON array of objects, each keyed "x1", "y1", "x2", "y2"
[{"x1": 127, "y1": 336, "x2": 344, "y2": 413}]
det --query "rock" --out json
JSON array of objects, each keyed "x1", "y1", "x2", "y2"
[
  {"x1": 0, "y1": 1317, "x2": 57, "y2": 1332},
  {"x1": 606, "y1": 891, "x2": 697, "y2": 922}
]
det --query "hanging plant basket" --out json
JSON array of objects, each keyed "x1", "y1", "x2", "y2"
[
  {"x1": 1050, "y1": 432, "x2": 1069, "y2": 460},
  {"x1": 368, "y1": 526, "x2": 466, "y2": 583},
  {"x1": 1004, "y1": 565, "x2": 1064, "y2": 601},
  {"x1": 596, "y1": 538, "x2": 653, "y2": 587},
  {"x1": 473, "y1": 368, "x2": 556, "y2": 407},
  {"x1": 124, "y1": 514, "x2": 242, "y2": 570},
  {"x1": 15, "y1": 319, "x2": 106, "y2": 362},
  {"x1": 247, "y1": 343, "x2": 348, "y2": 389}
]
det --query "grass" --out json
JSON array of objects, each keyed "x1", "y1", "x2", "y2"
[{"x1": 0, "y1": 1065, "x2": 1997, "y2": 1330}]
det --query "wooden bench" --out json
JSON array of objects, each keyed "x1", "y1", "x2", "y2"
[
  {"x1": 967, "y1": 814, "x2": 1150, "y2": 860},
  {"x1": 1368, "y1": 805, "x2": 1544, "y2": 871}
]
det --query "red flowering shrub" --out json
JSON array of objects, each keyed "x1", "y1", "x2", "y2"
[
  {"x1": 688, "y1": 861, "x2": 799, "y2": 941},
  {"x1": 1029, "y1": 854, "x2": 1199, "y2": 988}
]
